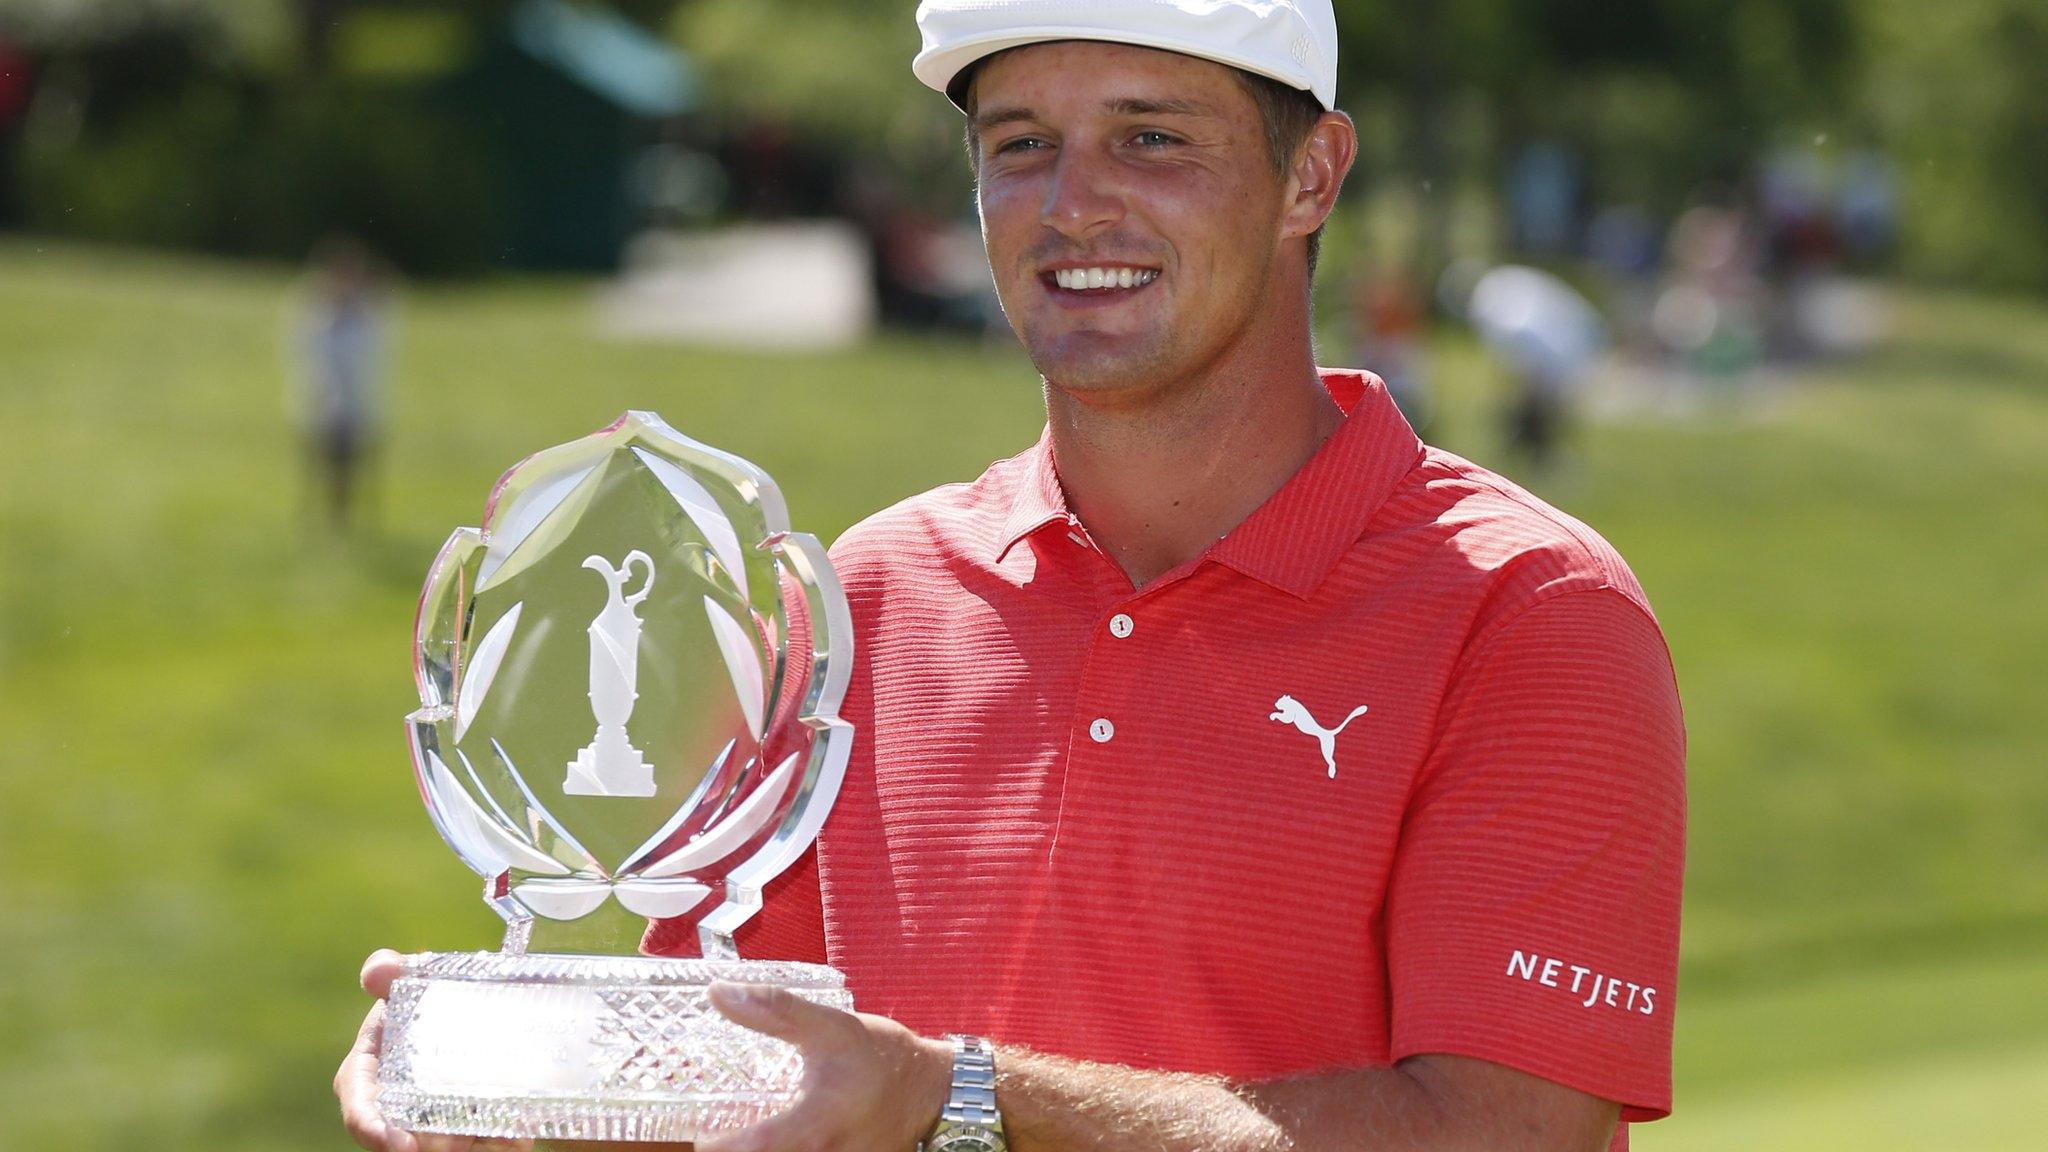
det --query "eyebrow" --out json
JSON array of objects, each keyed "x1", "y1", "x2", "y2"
[
  {"x1": 971, "y1": 96, "x2": 1222, "y2": 134},
  {"x1": 1106, "y1": 97, "x2": 1219, "y2": 119}
]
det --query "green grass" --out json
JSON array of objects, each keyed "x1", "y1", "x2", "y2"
[{"x1": 3, "y1": 240, "x2": 2045, "y2": 1149}]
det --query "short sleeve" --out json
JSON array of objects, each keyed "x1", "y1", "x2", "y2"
[{"x1": 1386, "y1": 588, "x2": 1686, "y2": 1121}]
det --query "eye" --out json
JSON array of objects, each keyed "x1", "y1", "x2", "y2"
[
  {"x1": 992, "y1": 135, "x2": 1050, "y2": 156},
  {"x1": 1131, "y1": 130, "x2": 1181, "y2": 148}
]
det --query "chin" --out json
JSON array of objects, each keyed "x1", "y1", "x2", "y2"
[{"x1": 1025, "y1": 333, "x2": 1177, "y2": 396}]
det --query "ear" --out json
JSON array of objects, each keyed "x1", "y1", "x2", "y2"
[{"x1": 1281, "y1": 111, "x2": 1358, "y2": 241}]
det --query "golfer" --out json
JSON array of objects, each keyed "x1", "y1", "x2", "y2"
[{"x1": 339, "y1": 4, "x2": 1684, "y2": 1151}]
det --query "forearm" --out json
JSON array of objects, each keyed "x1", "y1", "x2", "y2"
[
  {"x1": 995, "y1": 1049, "x2": 1618, "y2": 1152},
  {"x1": 995, "y1": 1047, "x2": 1291, "y2": 1152}
]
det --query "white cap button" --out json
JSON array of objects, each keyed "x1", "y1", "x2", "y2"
[
  {"x1": 1108, "y1": 613, "x2": 1134, "y2": 639},
  {"x1": 1088, "y1": 717, "x2": 1115, "y2": 743}
]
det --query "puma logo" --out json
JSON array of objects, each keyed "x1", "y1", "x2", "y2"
[{"x1": 1269, "y1": 694, "x2": 1369, "y2": 778}]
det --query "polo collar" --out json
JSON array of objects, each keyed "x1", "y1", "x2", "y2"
[
  {"x1": 994, "y1": 370, "x2": 1424, "y2": 597},
  {"x1": 1206, "y1": 369, "x2": 1424, "y2": 598},
  {"x1": 994, "y1": 425, "x2": 1073, "y2": 563}
]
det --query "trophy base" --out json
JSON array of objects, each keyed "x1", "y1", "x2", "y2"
[{"x1": 377, "y1": 951, "x2": 851, "y2": 1142}]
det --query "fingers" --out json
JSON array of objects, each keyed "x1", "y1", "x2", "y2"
[
  {"x1": 707, "y1": 982, "x2": 847, "y2": 1047},
  {"x1": 338, "y1": 1000, "x2": 395, "y2": 1151},
  {"x1": 361, "y1": 948, "x2": 407, "y2": 999},
  {"x1": 699, "y1": 985, "x2": 846, "y2": 1152},
  {"x1": 340, "y1": 953, "x2": 533, "y2": 1152}
]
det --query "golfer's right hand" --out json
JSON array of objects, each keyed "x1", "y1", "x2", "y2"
[{"x1": 336, "y1": 949, "x2": 532, "y2": 1152}]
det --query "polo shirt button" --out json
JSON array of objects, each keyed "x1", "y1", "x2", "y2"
[
  {"x1": 1108, "y1": 613, "x2": 1134, "y2": 639},
  {"x1": 1089, "y1": 717, "x2": 1116, "y2": 743}
]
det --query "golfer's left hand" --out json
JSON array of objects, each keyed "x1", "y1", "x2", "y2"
[{"x1": 697, "y1": 982, "x2": 954, "y2": 1152}]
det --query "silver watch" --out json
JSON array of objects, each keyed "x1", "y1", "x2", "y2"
[{"x1": 921, "y1": 1035, "x2": 1006, "y2": 1152}]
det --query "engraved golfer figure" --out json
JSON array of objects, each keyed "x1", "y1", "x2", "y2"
[{"x1": 566, "y1": 550, "x2": 657, "y2": 796}]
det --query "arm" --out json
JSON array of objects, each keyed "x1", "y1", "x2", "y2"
[
  {"x1": 697, "y1": 986, "x2": 1617, "y2": 1152},
  {"x1": 1000, "y1": 1047, "x2": 1617, "y2": 1152}
]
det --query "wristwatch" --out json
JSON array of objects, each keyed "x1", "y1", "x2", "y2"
[{"x1": 921, "y1": 1034, "x2": 1007, "y2": 1152}]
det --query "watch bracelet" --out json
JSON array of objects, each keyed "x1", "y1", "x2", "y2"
[{"x1": 940, "y1": 1035, "x2": 1003, "y2": 1128}]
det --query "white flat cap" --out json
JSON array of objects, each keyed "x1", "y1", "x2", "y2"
[{"x1": 913, "y1": 0, "x2": 1339, "y2": 112}]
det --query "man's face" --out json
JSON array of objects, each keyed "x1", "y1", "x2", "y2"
[{"x1": 969, "y1": 41, "x2": 1296, "y2": 400}]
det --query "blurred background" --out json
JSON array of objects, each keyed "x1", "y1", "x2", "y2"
[{"x1": 1, "y1": 1, "x2": 2044, "y2": 1149}]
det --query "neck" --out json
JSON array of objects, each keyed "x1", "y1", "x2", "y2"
[{"x1": 1044, "y1": 322, "x2": 1341, "y2": 588}]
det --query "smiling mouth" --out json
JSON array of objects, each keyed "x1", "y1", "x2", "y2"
[{"x1": 1044, "y1": 266, "x2": 1161, "y2": 293}]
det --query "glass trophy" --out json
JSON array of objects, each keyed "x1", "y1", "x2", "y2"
[{"x1": 377, "y1": 412, "x2": 854, "y2": 1141}]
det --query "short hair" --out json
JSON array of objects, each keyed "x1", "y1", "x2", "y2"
[
  {"x1": 960, "y1": 54, "x2": 1330, "y2": 283},
  {"x1": 1231, "y1": 69, "x2": 1327, "y2": 282}
]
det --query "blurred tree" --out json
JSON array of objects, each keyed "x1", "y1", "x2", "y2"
[
  {"x1": 285, "y1": 0, "x2": 684, "y2": 75},
  {"x1": 293, "y1": 0, "x2": 338, "y2": 71},
  {"x1": 670, "y1": 0, "x2": 926, "y2": 135},
  {"x1": 1855, "y1": 0, "x2": 2048, "y2": 288},
  {"x1": 12, "y1": 0, "x2": 2048, "y2": 290},
  {"x1": 1330, "y1": 0, "x2": 1856, "y2": 273}
]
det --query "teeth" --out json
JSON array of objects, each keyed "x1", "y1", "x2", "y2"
[{"x1": 1054, "y1": 267, "x2": 1159, "y2": 291}]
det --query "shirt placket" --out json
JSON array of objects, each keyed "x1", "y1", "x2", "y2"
[{"x1": 1046, "y1": 516, "x2": 1196, "y2": 862}]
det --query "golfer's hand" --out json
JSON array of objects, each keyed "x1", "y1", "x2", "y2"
[
  {"x1": 697, "y1": 983, "x2": 953, "y2": 1152},
  {"x1": 335, "y1": 949, "x2": 533, "y2": 1152}
]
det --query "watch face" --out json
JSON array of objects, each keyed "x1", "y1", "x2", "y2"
[{"x1": 932, "y1": 1136, "x2": 999, "y2": 1152}]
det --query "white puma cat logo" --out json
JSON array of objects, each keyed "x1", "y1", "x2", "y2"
[{"x1": 1269, "y1": 694, "x2": 1369, "y2": 778}]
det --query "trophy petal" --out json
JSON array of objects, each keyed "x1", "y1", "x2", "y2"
[
  {"x1": 417, "y1": 745, "x2": 509, "y2": 878},
  {"x1": 620, "y1": 739, "x2": 737, "y2": 877},
  {"x1": 476, "y1": 462, "x2": 603, "y2": 592},
  {"x1": 441, "y1": 759, "x2": 574, "y2": 878},
  {"x1": 456, "y1": 601, "x2": 523, "y2": 743},
  {"x1": 613, "y1": 878, "x2": 712, "y2": 919},
  {"x1": 635, "y1": 751, "x2": 800, "y2": 880},
  {"x1": 511, "y1": 878, "x2": 614, "y2": 921},
  {"x1": 704, "y1": 596, "x2": 767, "y2": 740},
  {"x1": 632, "y1": 447, "x2": 748, "y2": 587},
  {"x1": 414, "y1": 529, "x2": 485, "y2": 709},
  {"x1": 490, "y1": 738, "x2": 608, "y2": 876},
  {"x1": 700, "y1": 533, "x2": 853, "y2": 957}
]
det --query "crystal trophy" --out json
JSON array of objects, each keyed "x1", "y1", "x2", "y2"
[{"x1": 377, "y1": 412, "x2": 855, "y2": 1141}]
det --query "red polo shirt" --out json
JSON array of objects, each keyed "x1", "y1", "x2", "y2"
[{"x1": 649, "y1": 370, "x2": 1685, "y2": 1145}]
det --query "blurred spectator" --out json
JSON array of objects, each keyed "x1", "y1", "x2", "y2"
[
  {"x1": 721, "y1": 113, "x2": 837, "y2": 219},
  {"x1": 1586, "y1": 204, "x2": 1663, "y2": 356},
  {"x1": 1761, "y1": 146, "x2": 1839, "y2": 276},
  {"x1": 290, "y1": 236, "x2": 394, "y2": 534},
  {"x1": 841, "y1": 161, "x2": 989, "y2": 333},
  {"x1": 1506, "y1": 141, "x2": 1581, "y2": 257},
  {"x1": 0, "y1": 38, "x2": 32, "y2": 227},
  {"x1": 1346, "y1": 263, "x2": 1435, "y2": 437},
  {"x1": 1838, "y1": 150, "x2": 1900, "y2": 268},
  {"x1": 1654, "y1": 202, "x2": 1765, "y2": 382},
  {"x1": 1465, "y1": 265, "x2": 1606, "y2": 474}
]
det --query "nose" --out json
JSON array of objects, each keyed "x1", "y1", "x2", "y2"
[{"x1": 1038, "y1": 147, "x2": 1124, "y2": 241}]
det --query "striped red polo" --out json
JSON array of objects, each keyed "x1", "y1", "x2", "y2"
[{"x1": 649, "y1": 369, "x2": 1685, "y2": 1146}]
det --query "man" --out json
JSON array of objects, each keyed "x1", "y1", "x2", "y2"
[
  {"x1": 292, "y1": 234, "x2": 392, "y2": 533},
  {"x1": 338, "y1": 3, "x2": 1685, "y2": 1151}
]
